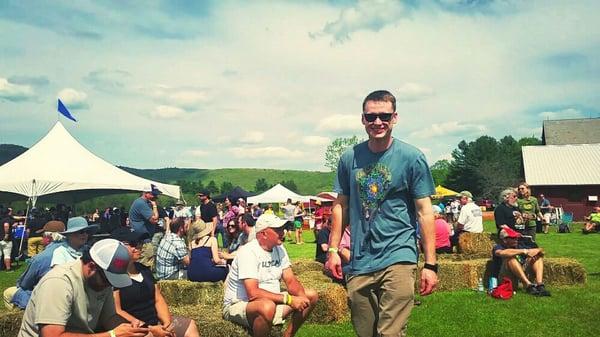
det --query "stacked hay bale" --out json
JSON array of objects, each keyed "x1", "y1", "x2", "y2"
[
  {"x1": 457, "y1": 232, "x2": 495, "y2": 257},
  {"x1": 0, "y1": 309, "x2": 23, "y2": 337}
]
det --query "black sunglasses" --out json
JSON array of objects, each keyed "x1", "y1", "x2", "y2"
[{"x1": 363, "y1": 113, "x2": 394, "y2": 123}]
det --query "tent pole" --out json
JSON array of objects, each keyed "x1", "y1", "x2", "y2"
[{"x1": 17, "y1": 197, "x2": 32, "y2": 261}]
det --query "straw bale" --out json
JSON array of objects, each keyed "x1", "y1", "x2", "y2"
[
  {"x1": 457, "y1": 232, "x2": 494, "y2": 256},
  {"x1": 293, "y1": 270, "x2": 334, "y2": 289},
  {"x1": 170, "y1": 304, "x2": 283, "y2": 337},
  {"x1": 158, "y1": 280, "x2": 223, "y2": 306},
  {"x1": 292, "y1": 259, "x2": 325, "y2": 274},
  {"x1": 542, "y1": 258, "x2": 587, "y2": 286},
  {"x1": 0, "y1": 309, "x2": 23, "y2": 337},
  {"x1": 307, "y1": 283, "x2": 350, "y2": 324}
]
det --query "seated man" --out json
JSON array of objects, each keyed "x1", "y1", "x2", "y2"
[
  {"x1": 155, "y1": 218, "x2": 190, "y2": 280},
  {"x1": 492, "y1": 227, "x2": 550, "y2": 296},
  {"x1": 223, "y1": 214, "x2": 318, "y2": 337},
  {"x1": 583, "y1": 207, "x2": 600, "y2": 234},
  {"x1": 18, "y1": 239, "x2": 148, "y2": 337},
  {"x1": 3, "y1": 220, "x2": 66, "y2": 310}
]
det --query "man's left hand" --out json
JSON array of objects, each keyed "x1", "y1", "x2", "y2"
[{"x1": 419, "y1": 268, "x2": 438, "y2": 296}]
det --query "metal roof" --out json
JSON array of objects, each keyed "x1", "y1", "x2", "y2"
[
  {"x1": 522, "y1": 144, "x2": 600, "y2": 186},
  {"x1": 542, "y1": 118, "x2": 600, "y2": 145}
]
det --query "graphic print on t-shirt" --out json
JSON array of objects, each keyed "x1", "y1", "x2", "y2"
[{"x1": 355, "y1": 163, "x2": 392, "y2": 220}]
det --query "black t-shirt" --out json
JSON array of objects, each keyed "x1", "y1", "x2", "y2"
[
  {"x1": 27, "y1": 217, "x2": 45, "y2": 238},
  {"x1": 494, "y1": 203, "x2": 523, "y2": 233},
  {"x1": 315, "y1": 227, "x2": 330, "y2": 264},
  {"x1": 117, "y1": 263, "x2": 158, "y2": 325},
  {"x1": 1, "y1": 217, "x2": 13, "y2": 240},
  {"x1": 200, "y1": 201, "x2": 218, "y2": 223}
]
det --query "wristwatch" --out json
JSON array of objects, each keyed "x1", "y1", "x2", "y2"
[{"x1": 423, "y1": 263, "x2": 439, "y2": 273}]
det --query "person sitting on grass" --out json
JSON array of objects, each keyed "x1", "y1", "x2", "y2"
[
  {"x1": 112, "y1": 227, "x2": 200, "y2": 337},
  {"x1": 492, "y1": 227, "x2": 550, "y2": 296},
  {"x1": 223, "y1": 214, "x2": 318, "y2": 337},
  {"x1": 583, "y1": 207, "x2": 600, "y2": 234}
]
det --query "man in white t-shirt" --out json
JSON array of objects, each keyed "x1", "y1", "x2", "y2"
[
  {"x1": 281, "y1": 198, "x2": 297, "y2": 242},
  {"x1": 451, "y1": 191, "x2": 482, "y2": 248},
  {"x1": 223, "y1": 214, "x2": 318, "y2": 337}
]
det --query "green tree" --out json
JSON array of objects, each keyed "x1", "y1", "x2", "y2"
[
  {"x1": 206, "y1": 180, "x2": 219, "y2": 195},
  {"x1": 220, "y1": 181, "x2": 234, "y2": 194},
  {"x1": 255, "y1": 178, "x2": 269, "y2": 193},
  {"x1": 324, "y1": 136, "x2": 361, "y2": 172},
  {"x1": 280, "y1": 179, "x2": 298, "y2": 193},
  {"x1": 430, "y1": 159, "x2": 450, "y2": 186}
]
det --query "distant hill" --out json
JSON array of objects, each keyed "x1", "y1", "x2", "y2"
[
  {"x1": 0, "y1": 144, "x2": 334, "y2": 196},
  {"x1": 0, "y1": 144, "x2": 28, "y2": 165}
]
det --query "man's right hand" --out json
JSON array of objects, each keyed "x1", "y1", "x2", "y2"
[
  {"x1": 289, "y1": 295, "x2": 310, "y2": 311},
  {"x1": 326, "y1": 251, "x2": 343, "y2": 280},
  {"x1": 113, "y1": 323, "x2": 149, "y2": 337},
  {"x1": 148, "y1": 324, "x2": 175, "y2": 337}
]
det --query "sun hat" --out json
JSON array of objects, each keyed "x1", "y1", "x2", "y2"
[
  {"x1": 36, "y1": 220, "x2": 66, "y2": 234},
  {"x1": 190, "y1": 219, "x2": 212, "y2": 239},
  {"x1": 255, "y1": 214, "x2": 287, "y2": 233},
  {"x1": 89, "y1": 239, "x2": 132, "y2": 288},
  {"x1": 61, "y1": 217, "x2": 98, "y2": 235}
]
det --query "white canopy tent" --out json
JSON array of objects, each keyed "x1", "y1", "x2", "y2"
[
  {"x1": 0, "y1": 122, "x2": 180, "y2": 205},
  {"x1": 247, "y1": 183, "x2": 327, "y2": 204}
]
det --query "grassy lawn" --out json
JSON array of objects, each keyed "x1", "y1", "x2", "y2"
[{"x1": 2, "y1": 222, "x2": 599, "y2": 336}]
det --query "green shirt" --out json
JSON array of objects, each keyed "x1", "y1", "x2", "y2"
[
  {"x1": 18, "y1": 260, "x2": 116, "y2": 337},
  {"x1": 517, "y1": 196, "x2": 540, "y2": 228}
]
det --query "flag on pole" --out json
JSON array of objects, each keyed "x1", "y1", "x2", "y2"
[{"x1": 57, "y1": 99, "x2": 77, "y2": 122}]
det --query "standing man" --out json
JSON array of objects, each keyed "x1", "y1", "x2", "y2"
[
  {"x1": 197, "y1": 190, "x2": 219, "y2": 238},
  {"x1": 327, "y1": 90, "x2": 438, "y2": 337},
  {"x1": 129, "y1": 184, "x2": 161, "y2": 268},
  {"x1": 18, "y1": 239, "x2": 148, "y2": 337},
  {"x1": 281, "y1": 198, "x2": 296, "y2": 242},
  {"x1": 539, "y1": 194, "x2": 552, "y2": 234}
]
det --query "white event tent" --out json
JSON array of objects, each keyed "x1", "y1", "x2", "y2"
[
  {"x1": 0, "y1": 122, "x2": 180, "y2": 205},
  {"x1": 247, "y1": 183, "x2": 327, "y2": 204}
]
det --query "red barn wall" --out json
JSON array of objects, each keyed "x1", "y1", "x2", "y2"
[{"x1": 532, "y1": 185, "x2": 600, "y2": 220}]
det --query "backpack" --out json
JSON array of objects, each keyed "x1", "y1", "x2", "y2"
[
  {"x1": 558, "y1": 223, "x2": 570, "y2": 233},
  {"x1": 490, "y1": 277, "x2": 513, "y2": 300}
]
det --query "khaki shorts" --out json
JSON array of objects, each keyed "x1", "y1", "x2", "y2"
[{"x1": 223, "y1": 299, "x2": 286, "y2": 328}]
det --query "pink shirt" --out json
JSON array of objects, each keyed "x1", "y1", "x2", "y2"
[{"x1": 434, "y1": 218, "x2": 451, "y2": 249}]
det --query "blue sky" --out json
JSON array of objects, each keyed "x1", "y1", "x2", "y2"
[{"x1": 0, "y1": 0, "x2": 598, "y2": 171}]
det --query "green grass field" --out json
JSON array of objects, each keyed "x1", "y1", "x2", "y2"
[{"x1": 2, "y1": 221, "x2": 599, "y2": 336}]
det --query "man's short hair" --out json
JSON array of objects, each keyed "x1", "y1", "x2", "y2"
[
  {"x1": 170, "y1": 217, "x2": 185, "y2": 233},
  {"x1": 362, "y1": 90, "x2": 396, "y2": 112},
  {"x1": 242, "y1": 213, "x2": 255, "y2": 227}
]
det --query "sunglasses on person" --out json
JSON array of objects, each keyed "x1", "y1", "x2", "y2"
[{"x1": 363, "y1": 113, "x2": 394, "y2": 123}]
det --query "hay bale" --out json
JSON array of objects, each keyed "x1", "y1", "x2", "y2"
[
  {"x1": 170, "y1": 304, "x2": 283, "y2": 337},
  {"x1": 457, "y1": 232, "x2": 494, "y2": 256},
  {"x1": 307, "y1": 284, "x2": 350, "y2": 324},
  {"x1": 158, "y1": 280, "x2": 223, "y2": 306},
  {"x1": 543, "y1": 258, "x2": 587, "y2": 286},
  {"x1": 292, "y1": 259, "x2": 324, "y2": 274},
  {"x1": 0, "y1": 309, "x2": 23, "y2": 337},
  {"x1": 293, "y1": 270, "x2": 334, "y2": 288}
]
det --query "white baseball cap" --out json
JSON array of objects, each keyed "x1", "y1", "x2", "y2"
[
  {"x1": 255, "y1": 214, "x2": 287, "y2": 233},
  {"x1": 90, "y1": 239, "x2": 132, "y2": 288}
]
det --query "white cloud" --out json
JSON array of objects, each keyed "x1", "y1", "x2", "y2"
[
  {"x1": 410, "y1": 121, "x2": 487, "y2": 139},
  {"x1": 311, "y1": 0, "x2": 408, "y2": 43},
  {"x1": 183, "y1": 149, "x2": 210, "y2": 157},
  {"x1": 0, "y1": 78, "x2": 35, "y2": 102},
  {"x1": 145, "y1": 105, "x2": 187, "y2": 120},
  {"x1": 240, "y1": 131, "x2": 264, "y2": 144},
  {"x1": 147, "y1": 85, "x2": 210, "y2": 111},
  {"x1": 538, "y1": 108, "x2": 584, "y2": 120},
  {"x1": 302, "y1": 136, "x2": 330, "y2": 146},
  {"x1": 316, "y1": 114, "x2": 363, "y2": 133},
  {"x1": 227, "y1": 146, "x2": 305, "y2": 159},
  {"x1": 396, "y1": 83, "x2": 435, "y2": 102},
  {"x1": 58, "y1": 88, "x2": 88, "y2": 109}
]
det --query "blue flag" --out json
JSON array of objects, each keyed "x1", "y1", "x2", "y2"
[{"x1": 57, "y1": 99, "x2": 77, "y2": 122}]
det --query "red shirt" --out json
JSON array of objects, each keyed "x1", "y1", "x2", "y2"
[{"x1": 435, "y1": 218, "x2": 451, "y2": 249}]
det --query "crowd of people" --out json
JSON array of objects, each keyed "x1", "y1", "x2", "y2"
[{"x1": 2, "y1": 89, "x2": 595, "y2": 337}]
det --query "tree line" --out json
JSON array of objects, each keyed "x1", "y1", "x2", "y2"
[{"x1": 175, "y1": 178, "x2": 299, "y2": 196}]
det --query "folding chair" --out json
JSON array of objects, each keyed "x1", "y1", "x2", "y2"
[{"x1": 559, "y1": 212, "x2": 573, "y2": 233}]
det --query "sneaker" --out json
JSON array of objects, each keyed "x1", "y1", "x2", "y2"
[
  {"x1": 526, "y1": 284, "x2": 540, "y2": 296},
  {"x1": 535, "y1": 284, "x2": 551, "y2": 297}
]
